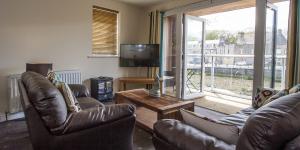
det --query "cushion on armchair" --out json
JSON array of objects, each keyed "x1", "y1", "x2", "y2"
[
  {"x1": 57, "y1": 82, "x2": 81, "y2": 112},
  {"x1": 47, "y1": 71, "x2": 81, "y2": 113},
  {"x1": 180, "y1": 109, "x2": 240, "y2": 144}
]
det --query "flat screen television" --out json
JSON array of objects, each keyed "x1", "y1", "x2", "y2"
[{"x1": 119, "y1": 44, "x2": 160, "y2": 67}]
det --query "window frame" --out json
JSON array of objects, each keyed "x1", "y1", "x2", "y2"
[{"x1": 89, "y1": 6, "x2": 120, "y2": 58}]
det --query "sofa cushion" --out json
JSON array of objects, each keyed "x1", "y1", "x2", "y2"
[
  {"x1": 180, "y1": 109, "x2": 240, "y2": 144},
  {"x1": 68, "y1": 84, "x2": 90, "y2": 98},
  {"x1": 77, "y1": 97, "x2": 104, "y2": 110},
  {"x1": 253, "y1": 88, "x2": 277, "y2": 108},
  {"x1": 154, "y1": 119, "x2": 235, "y2": 150},
  {"x1": 21, "y1": 71, "x2": 68, "y2": 130},
  {"x1": 219, "y1": 107, "x2": 255, "y2": 130},
  {"x1": 237, "y1": 92, "x2": 300, "y2": 150}
]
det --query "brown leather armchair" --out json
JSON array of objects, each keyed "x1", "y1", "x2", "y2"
[{"x1": 19, "y1": 72, "x2": 136, "y2": 150}]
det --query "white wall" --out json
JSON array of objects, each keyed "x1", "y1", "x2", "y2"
[
  {"x1": 0, "y1": 0, "x2": 147, "y2": 114},
  {"x1": 141, "y1": 0, "x2": 207, "y2": 41}
]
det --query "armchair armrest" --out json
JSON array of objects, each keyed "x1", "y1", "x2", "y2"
[
  {"x1": 62, "y1": 104, "x2": 135, "y2": 134},
  {"x1": 153, "y1": 119, "x2": 235, "y2": 150},
  {"x1": 68, "y1": 84, "x2": 90, "y2": 98}
]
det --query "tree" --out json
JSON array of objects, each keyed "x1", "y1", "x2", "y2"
[
  {"x1": 206, "y1": 30, "x2": 237, "y2": 44},
  {"x1": 225, "y1": 33, "x2": 237, "y2": 44},
  {"x1": 206, "y1": 31, "x2": 219, "y2": 40}
]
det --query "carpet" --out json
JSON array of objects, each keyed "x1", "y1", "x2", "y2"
[
  {"x1": 0, "y1": 119, "x2": 154, "y2": 150},
  {"x1": 194, "y1": 95, "x2": 251, "y2": 114}
]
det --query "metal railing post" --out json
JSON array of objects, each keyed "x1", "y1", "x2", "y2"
[{"x1": 211, "y1": 56, "x2": 215, "y2": 91}]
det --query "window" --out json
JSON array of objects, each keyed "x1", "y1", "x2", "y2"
[
  {"x1": 92, "y1": 6, "x2": 119, "y2": 56},
  {"x1": 162, "y1": 0, "x2": 290, "y2": 100},
  {"x1": 263, "y1": 1, "x2": 289, "y2": 90}
]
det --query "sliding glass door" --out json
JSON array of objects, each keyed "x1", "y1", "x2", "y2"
[
  {"x1": 264, "y1": 4, "x2": 278, "y2": 88},
  {"x1": 182, "y1": 15, "x2": 205, "y2": 99},
  {"x1": 263, "y1": 1, "x2": 289, "y2": 90}
]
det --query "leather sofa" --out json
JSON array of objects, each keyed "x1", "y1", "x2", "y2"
[
  {"x1": 153, "y1": 92, "x2": 300, "y2": 150},
  {"x1": 19, "y1": 72, "x2": 136, "y2": 150}
]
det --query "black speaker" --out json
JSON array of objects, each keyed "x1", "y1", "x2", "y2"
[{"x1": 91, "y1": 77, "x2": 113, "y2": 102}]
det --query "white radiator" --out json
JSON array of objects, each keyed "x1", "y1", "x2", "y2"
[
  {"x1": 7, "y1": 70, "x2": 82, "y2": 113},
  {"x1": 54, "y1": 70, "x2": 82, "y2": 84},
  {"x1": 7, "y1": 74, "x2": 22, "y2": 113}
]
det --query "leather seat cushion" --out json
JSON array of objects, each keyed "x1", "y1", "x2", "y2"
[
  {"x1": 219, "y1": 107, "x2": 255, "y2": 130},
  {"x1": 154, "y1": 119, "x2": 235, "y2": 150},
  {"x1": 77, "y1": 97, "x2": 104, "y2": 110}
]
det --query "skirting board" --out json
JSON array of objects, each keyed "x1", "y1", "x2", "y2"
[
  {"x1": 0, "y1": 112, "x2": 25, "y2": 122},
  {"x1": 0, "y1": 113, "x2": 6, "y2": 122}
]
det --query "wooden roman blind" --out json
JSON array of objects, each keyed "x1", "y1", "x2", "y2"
[{"x1": 92, "y1": 6, "x2": 118, "y2": 55}]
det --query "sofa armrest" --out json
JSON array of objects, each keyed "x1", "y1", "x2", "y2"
[
  {"x1": 153, "y1": 119, "x2": 235, "y2": 150},
  {"x1": 68, "y1": 84, "x2": 90, "y2": 98},
  {"x1": 285, "y1": 135, "x2": 300, "y2": 150},
  {"x1": 63, "y1": 104, "x2": 135, "y2": 134}
]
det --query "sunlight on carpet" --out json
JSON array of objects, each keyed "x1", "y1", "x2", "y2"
[{"x1": 194, "y1": 94, "x2": 251, "y2": 114}]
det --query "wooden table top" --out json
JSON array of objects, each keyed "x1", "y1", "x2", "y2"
[
  {"x1": 118, "y1": 76, "x2": 174, "y2": 82},
  {"x1": 115, "y1": 89, "x2": 194, "y2": 112}
]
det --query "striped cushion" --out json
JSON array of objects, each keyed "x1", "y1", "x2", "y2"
[
  {"x1": 57, "y1": 82, "x2": 81, "y2": 112},
  {"x1": 47, "y1": 71, "x2": 81, "y2": 113}
]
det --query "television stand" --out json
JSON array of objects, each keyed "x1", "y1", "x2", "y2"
[{"x1": 118, "y1": 77, "x2": 163, "y2": 94}]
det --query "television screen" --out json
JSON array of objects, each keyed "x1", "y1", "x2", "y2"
[{"x1": 120, "y1": 44, "x2": 160, "y2": 67}]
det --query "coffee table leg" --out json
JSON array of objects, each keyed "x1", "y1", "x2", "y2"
[
  {"x1": 118, "y1": 81, "x2": 122, "y2": 91},
  {"x1": 157, "y1": 111, "x2": 181, "y2": 121},
  {"x1": 157, "y1": 105, "x2": 194, "y2": 121},
  {"x1": 123, "y1": 83, "x2": 126, "y2": 91},
  {"x1": 157, "y1": 113, "x2": 163, "y2": 121},
  {"x1": 188, "y1": 105, "x2": 194, "y2": 112}
]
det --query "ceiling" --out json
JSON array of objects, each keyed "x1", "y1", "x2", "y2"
[
  {"x1": 187, "y1": 0, "x2": 255, "y2": 16},
  {"x1": 114, "y1": 0, "x2": 171, "y2": 7}
]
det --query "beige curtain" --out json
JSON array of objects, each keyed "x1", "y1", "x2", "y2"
[
  {"x1": 286, "y1": 0, "x2": 300, "y2": 88},
  {"x1": 149, "y1": 10, "x2": 161, "y2": 44},
  {"x1": 164, "y1": 17, "x2": 174, "y2": 72},
  {"x1": 149, "y1": 10, "x2": 161, "y2": 77}
]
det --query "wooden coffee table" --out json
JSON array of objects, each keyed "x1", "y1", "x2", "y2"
[{"x1": 115, "y1": 89, "x2": 194, "y2": 132}]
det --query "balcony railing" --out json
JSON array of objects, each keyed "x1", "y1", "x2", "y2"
[{"x1": 186, "y1": 53, "x2": 287, "y2": 99}]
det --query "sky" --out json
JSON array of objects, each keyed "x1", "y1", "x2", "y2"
[{"x1": 188, "y1": 1, "x2": 290, "y2": 35}]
